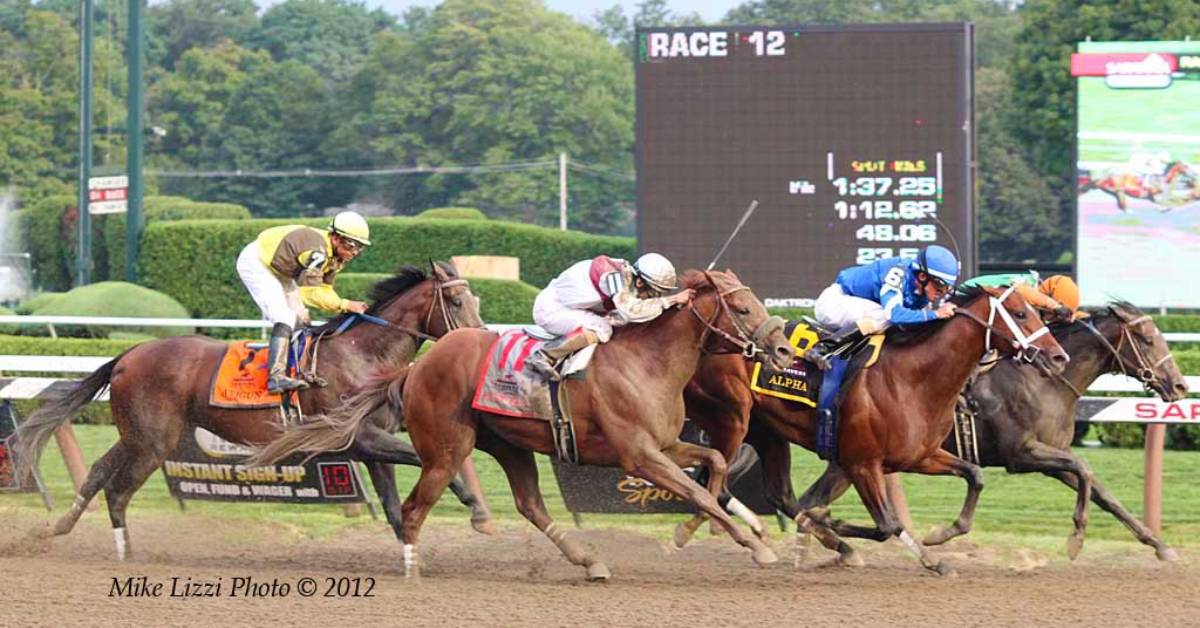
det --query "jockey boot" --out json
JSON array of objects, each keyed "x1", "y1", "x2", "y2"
[
  {"x1": 803, "y1": 324, "x2": 863, "y2": 371},
  {"x1": 267, "y1": 323, "x2": 309, "y2": 393},
  {"x1": 526, "y1": 330, "x2": 600, "y2": 382}
]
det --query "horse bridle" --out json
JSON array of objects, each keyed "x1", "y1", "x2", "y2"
[
  {"x1": 425, "y1": 277, "x2": 473, "y2": 337},
  {"x1": 687, "y1": 272, "x2": 785, "y2": 359},
  {"x1": 1084, "y1": 312, "x2": 1174, "y2": 393},
  {"x1": 954, "y1": 285, "x2": 1051, "y2": 364}
]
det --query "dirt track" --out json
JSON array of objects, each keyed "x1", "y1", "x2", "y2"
[{"x1": 1, "y1": 510, "x2": 1196, "y2": 627}]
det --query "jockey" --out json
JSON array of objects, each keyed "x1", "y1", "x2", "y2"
[
  {"x1": 526, "y1": 253, "x2": 695, "y2": 380},
  {"x1": 236, "y1": 211, "x2": 371, "y2": 392},
  {"x1": 803, "y1": 245, "x2": 959, "y2": 369},
  {"x1": 959, "y1": 272, "x2": 1082, "y2": 323}
]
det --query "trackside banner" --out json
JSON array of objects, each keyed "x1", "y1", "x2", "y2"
[{"x1": 161, "y1": 427, "x2": 367, "y2": 504}]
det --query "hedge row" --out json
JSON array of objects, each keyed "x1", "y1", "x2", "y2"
[
  {"x1": 20, "y1": 195, "x2": 250, "y2": 291},
  {"x1": 139, "y1": 217, "x2": 634, "y2": 318}
]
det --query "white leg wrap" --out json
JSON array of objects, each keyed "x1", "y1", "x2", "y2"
[
  {"x1": 403, "y1": 544, "x2": 415, "y2": 578},
  {"x1": 69, "y1": 494, "x2": 87, "y2": 517},
  {"x1": 898, "y1": 530, "x2": 923, "y2": 556},
  {"x1": 725, "y1": 498, "x2": 763, "y2": 535},
  {"x1": 113, "y1": 528, "x2": 127, "y2": 561},
  {"x1": 544, "y1": 522, "x2": 567, "y2": 545}
]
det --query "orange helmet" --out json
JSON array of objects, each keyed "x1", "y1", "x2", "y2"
[{"x1": 1040, "y1": 275, "x2": 1080, "y2": 313}]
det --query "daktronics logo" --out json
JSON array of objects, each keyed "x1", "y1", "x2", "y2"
[{"x1": 1070, "y1": 52, "x2": 1178, "y2": 88}]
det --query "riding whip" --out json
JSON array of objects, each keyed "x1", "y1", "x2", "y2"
[{"x1": 706, "y1": 200, "x2": 759, "y2": 271}]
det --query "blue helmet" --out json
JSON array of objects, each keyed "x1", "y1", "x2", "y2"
[{"x1": 915, "y1": 245, "x2": 958, "y2": 286}]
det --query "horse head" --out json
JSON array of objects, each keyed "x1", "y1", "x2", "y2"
[
  {"x1": 1087, "y1": 302, "x2": 1188, "y2": 402},
  {"x1": 680, "y1": 269, "x2": 793, "y2": 370},
  {"x1": 955, "y1": 284, "x2": 1069, "y2": 373},
  {"x1": 366, "y1": 261, "x2": 483, "y2": 339}
]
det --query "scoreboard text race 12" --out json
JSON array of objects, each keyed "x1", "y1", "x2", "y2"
[{"x1": 636, "y1": 24, "x2": 976, "y2": 305}]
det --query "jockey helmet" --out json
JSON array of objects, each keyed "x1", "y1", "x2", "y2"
[
  {"x1": 915, "y1": 245, "x2": 958, "y2": 286},
  {"x1": 633, "y1": 253, "x2": 678, "y2": 293},
  {"x1": 1039, "y1": 275, "x2": 1080, "y2": 312},
  {"x1": 329, "y1": 211, "x2": 371, "y2": 246}
]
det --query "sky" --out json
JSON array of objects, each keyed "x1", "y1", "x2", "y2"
[{"x1": 258, "y1": 0, "x2": 739, "y2": 25}]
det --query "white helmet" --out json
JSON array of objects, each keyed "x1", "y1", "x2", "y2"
[
  {"x1": 329, "y1": 211, "x2": 371, "y2": 246},
  {"x1": 633, "y1": 252, "x2": 677, "y2": 293}
]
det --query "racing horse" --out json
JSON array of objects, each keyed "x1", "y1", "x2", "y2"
[
  {"x1": 1080, "y1": 160, "x2": 1200, "y2": 211},
  {"x1": 251, "y1": 269, "x2": 795, "y2": 580},
  {"x1": 15, "y1": 261, "x2": 492, "y2": 559},
  {"x1": 678, "y1": 284, "x2": 1068, "y2": 574},
  {"x1": 922, "y1": 301, "x2": 1187, "y2": 560}
]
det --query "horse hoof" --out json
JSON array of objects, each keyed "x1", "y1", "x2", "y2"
[
  {"x1": 933, "y1": 562, "x2": 958, "y2": 578},
  {"x1": 1066, "y1": 534, "x2": 1085, "y2": 561},
  {"x1": 752, "y1": 545, "x2": 779, "y2": 567},
  {"x1": 837, "y1": 550, "x2": 864, "y2": 568},
  {"x1": 585, "y1": 563, "x2": 611, "y2": 582},
  {"x1": 923, "y1": 525, "x2": 949, "y2": 546},
  {"x1": 471, "y1": 517, "x2": 497, "y2": 536},
  {"x1": 1157, "y1": 546, "x2": 1180, "y2": 562},
  {"x1": 672, "y1": 523, "x2": 695, "y2": 549}
]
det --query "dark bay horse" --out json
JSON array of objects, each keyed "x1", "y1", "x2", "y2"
[
  {"x1": 681, "y1": 285, "x2": 1069, "y2": 574},
  {"x1": 15, "y1": 261, "x2": 490, "y2": 559},
  {"x1": 252, "y1": 270, "x2": 795, "y2": 580},
  {"x1": 927, "y1": 301, "x2": 1188, "y2": 560}
]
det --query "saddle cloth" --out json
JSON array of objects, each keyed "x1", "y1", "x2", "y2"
[
  {"x1": 750, "y1": 320, "x2": 886, "y2": 407},
  {"x1": 471, "y1": 330, "x2": 557, "y2": 418},
  {"x1": 209, "y1": 341, "x2": 281, "y2": 409}
]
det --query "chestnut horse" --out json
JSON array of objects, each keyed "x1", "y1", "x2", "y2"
[
  {"x1": 929, "y1": 301, "x2": 1187, "y2": 560},
  {"x1": 16, "y1": 262, "x2": 491, "y2": 559},
  {"x1": 680, "y1": 284, "x2": 1068, "y2": 574},
  {"x1": 252, "y1": 269, "x2": 795, "y2": 580}
]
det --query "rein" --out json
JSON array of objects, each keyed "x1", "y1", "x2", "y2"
[{"x1": 686, "y1": 272, "x2": 784, "y2": 359}]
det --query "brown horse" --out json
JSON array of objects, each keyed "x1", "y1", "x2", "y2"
[
  {"x1": 15, "y1": 261, "x2": 490, "y2": 559},
  {"x1": 251, "y1": 269, "x2": 795, "y2": 580},
  {"x1": 680, "y1": 284, "x2": 1069, "y2": 574}
]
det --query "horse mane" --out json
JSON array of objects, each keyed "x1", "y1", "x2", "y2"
[
  {"x1": 883, "y1": 284, "x2": 989, "y2": 347},
  {"x1": 311, "y1": 262, "x2": 457, "y2": 333},
  {"x1": 1052, "y1": 299, "x2": 1143, "y2": 340}
]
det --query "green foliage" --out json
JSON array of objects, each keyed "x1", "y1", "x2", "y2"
[
  {"x1": 1095, "y1": 422, "x2": 1145, "y2": 448},
  {"x1": 0, "y1": 333, "x2": 145, "y2": 357},
  {"x1": 102, "y1": 198, "x2": 250, "y2": 279},
  {"x1": 138, "y1": 217, "x2": 635, "y2": 319},
  {"x1": 24, "y1": 195, "x2": 77, "y2": 291},
  {"x1": 14, "y1": 291, "x2": 64, "y2": 314},
  {"x1": 252, "y1": 0, "x2": 397, "y2": 83},
  {"x1": 0, "y1": 305, "x2": 15, "y2": 334},
  {"x1": 415, "y1": 207, "x2": 488, "y2": 221},
  {"x1": 146, "y1": 0, "x2": 260, "y2": 71},
  {"x1": 29, "y1": 281, "x2": 192, "y2": 338}
]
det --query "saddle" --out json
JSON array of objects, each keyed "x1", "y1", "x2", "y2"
[
  {"x1": 750, "y1": 320, "x2": 884, "y2": 460},
  {"x1": 471, "y1": 329, "x2": 592, "y2": 463}
]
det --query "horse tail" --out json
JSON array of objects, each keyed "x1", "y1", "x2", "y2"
[
  {"x1": 246, "y1": 365, "x2": 411, "y2": 466},
  {"x1": 14, "y1": 352, "x2": 124, "y2": 485}
]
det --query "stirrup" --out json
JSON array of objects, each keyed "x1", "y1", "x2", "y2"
[
  {"x1": 526, "y1": 353, "x2": 562, "y2": 382},
  {"x1": 268, "y1": 376, "x2": 310, "y2": 393}
]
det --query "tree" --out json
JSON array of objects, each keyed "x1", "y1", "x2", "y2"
[
  {"x1": 336, "y1": 0, "x2": 636, "y2": 232},
  {"x1": 146, "y1": 0, "x2": 259, "y2": 71},
  {"x1": 253, "y1": 0, "x2": 397, "y2": 85}
]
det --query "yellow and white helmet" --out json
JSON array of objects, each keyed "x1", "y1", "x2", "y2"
[
  {"x1": 329, "y1": 211, "x2": 371, "y2": 246},
  {"x1": 633, "y1": 252, "x2": 678, "y2": 293}
]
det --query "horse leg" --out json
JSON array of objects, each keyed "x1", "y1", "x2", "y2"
[
  {"x1": 846, "y1": 460, "x2": 950, "y2": 575},
  {"x1": 353, "y1": 424, "x2": 494, "y2": 535},
  {"x1": 793, "y1": 463, "x2": 868, "y2": 567},
  {"x1": 1047, "y1": 470, "x2": 1177, "y2": 561},
  {"x1": 102, "y1": 445, "x2": 166, "y2": 561},
  {"x1": 1004, "y1": 441, "x2": 1092, "y2": 559},
  {"x1": 364, "y1": 462, "x2": 405, "y2": 544},
  {"x1": 674, "y1": 444, "x2": 765, "y2": 548},
  {"x1": 36, "y1": 442, "x2": 127, "y2": 539},
  {"x1": 644, "y1": 441, "x2": 777, "y2": 566},
  {"x1": 476, "y1": 430, "x2": 610, "y2": 581},
  {"x1": 909, "y1": 448, "x2": 985, "y2": 547}
]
